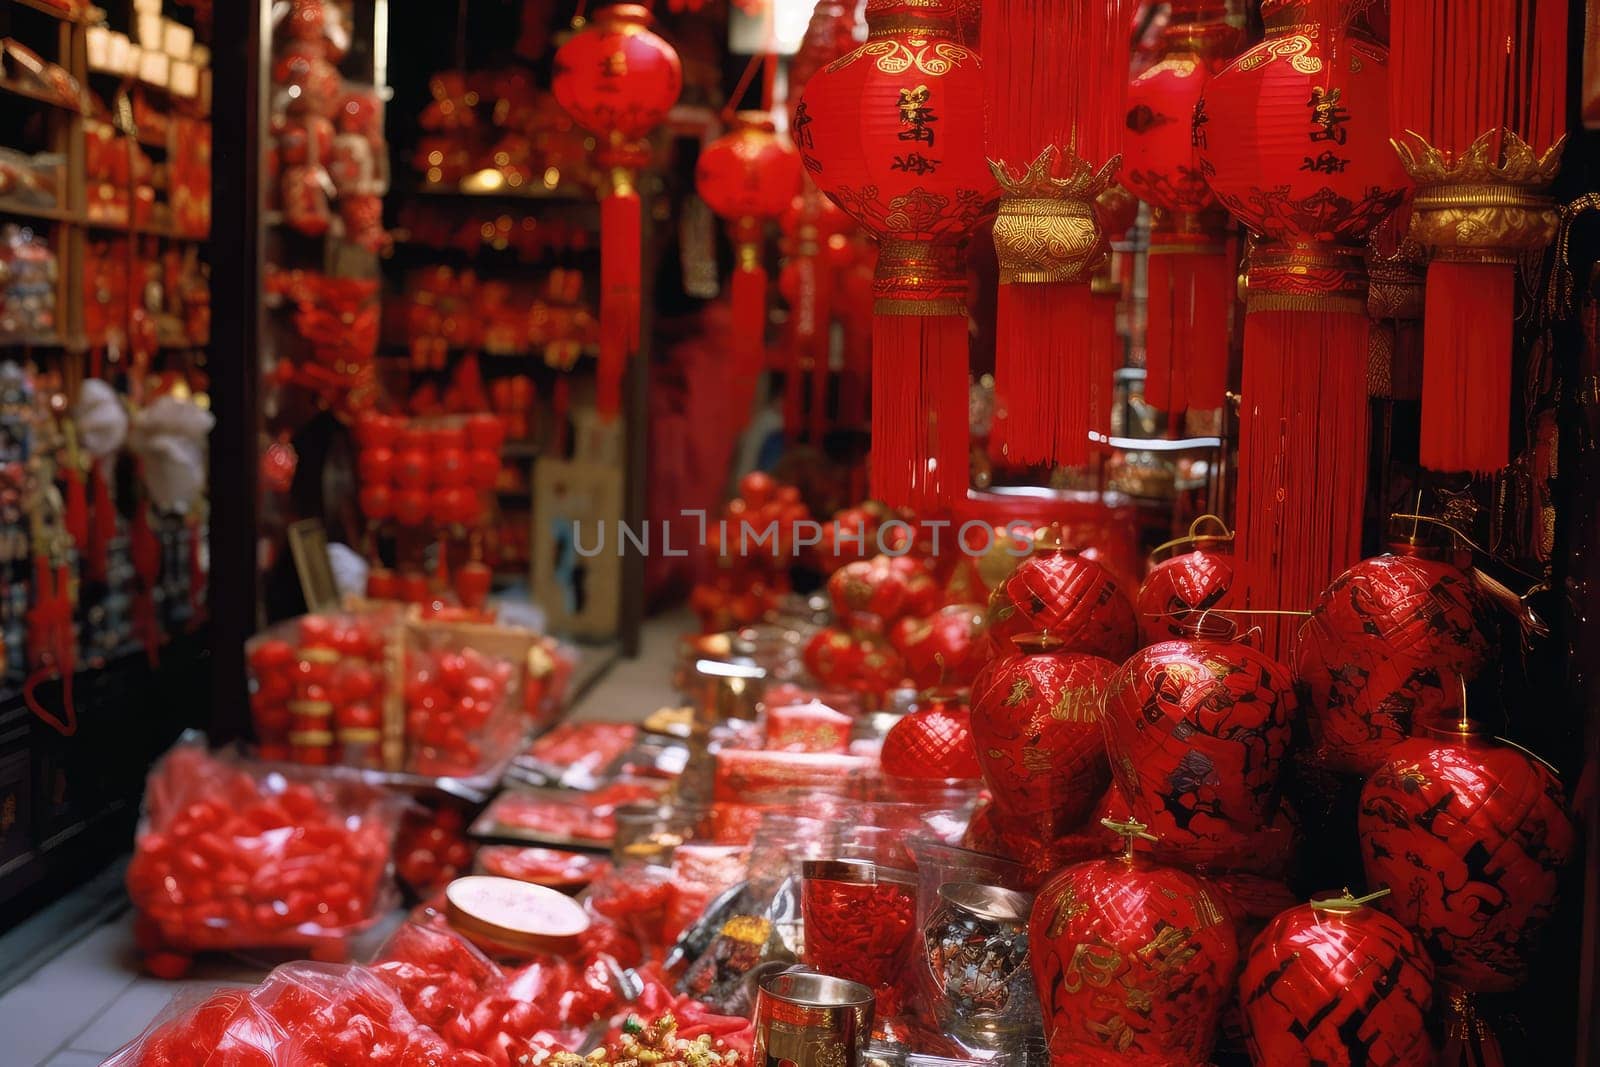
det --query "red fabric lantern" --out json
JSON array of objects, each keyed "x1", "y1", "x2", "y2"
[
  {"x1": 796, "y1": 0, "x2": 995, "y2": 509},
  {"x1": 879, "y1": 693, "x2": 982, "y2": 781},
  {"x1": 986, "y1": 544, "x2": 1137, "y2": 661},
  {"x1": 1101, "y1": 616, "x2": 1296, "y2": 870},
  {"x1": 553, "y1": 3, "x2": 682, "y2": 419},
  {"x1": 1196, "y1": 0, "x2": 1409, "y2": 658},
  {"x1": 1122, "y1": 1, "x2": 1239, "y2": 416},
  {"x1": 888, "y1": 602, "x2": 987, "y2": 690},
  {"x1": 1136, "y1": 542, "x2": 1234, "y2": 646},
  {"x1": 695, "y1": 113, "x2": 803, "y2": 414},
  {"x1": 1391, "y1": 1, "x2": 1567, "y2": 473},
  {"x1": 969, "y1": 641, "x2": 1118, "y2": 840},
  {"x1": 983, "y1": 0, "x2": 1134, "y2": 467},
  {"x1": 1294, "y1": 547, "x2": 1492, "y2": 776},
  {"x1": 1030, "y1": 827, "x2": 1238, "y2": 1066},
  {"x1": 1239, "y1": 890, "x2": 1436, "y2": 1067},
  {"x1": 1359, "y1": 729, "x2": 1575, "y2": 996}
]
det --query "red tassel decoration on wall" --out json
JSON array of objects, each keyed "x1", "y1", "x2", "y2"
[
  {"x1": 1391, "y1": 0, "x2": 1567, "y2": 474},
  {"x1": 983, "y1": 0, "x2": 1132, "y2": 468}
]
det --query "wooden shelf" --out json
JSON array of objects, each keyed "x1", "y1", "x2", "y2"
[
  {"x1": 9, "y1": 0, "x2": 86, "y2": 22},
  {"x1": 0, "y1": 197, "x2": 78, "y2": 224}
]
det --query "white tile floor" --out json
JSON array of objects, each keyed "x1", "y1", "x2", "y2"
[{"x1": 0, "y1": 612, "x2": 687, "y2": 1065}]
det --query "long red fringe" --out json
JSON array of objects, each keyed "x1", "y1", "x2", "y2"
[
  {"x1": 598, "y1": 187, "x2": 642, "y2": 420},
  {"x1": 993, "y1": 284, "x2": 1091, "y2": 467},
  {"x1": 1144, "y1": 251, "x2": 1180, "y2": 415},
  {"x1": 807, "y1": 255, "x2": 833, "y2": 442},
  {"x1": 1183, "y1": 250, "x2": 1234, "y2": 409},
  {"x1": 1089, "y1": 288, "x2": 1119, "y2": 436},
  {"x1": 731, "y1": 260, "x2": 768, "y2": 422},
  {"x1": 1236, "y1": 310, "x2": 1370, "y2": 659},
  {"x1": 1419, "y1": 261, "x2": 1515, "y2": 473},
  {"x1": 871, "y1": 312, "x2": 970, "y2": 510}
]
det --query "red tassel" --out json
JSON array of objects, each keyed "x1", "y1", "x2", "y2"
[
  {"x1": 598, "y1": 180, "x2": 642, "y2": 420},
  {"x1": 993, "y1": 284, "x2": 1092, "y2": 466},
  {"x1": 1089, "y1": 286, "x2": 1119, "y2": 436},
  {"x1": 1236, "y1": 309, "x2": 1369, "y2": 658},
  {"x1": 1181, "y1": 249, "x2": 1234, "y2": 409},
  {"x1": 1419, "y1": 261, "x2": 1515, "y2": 473},
  {"x1": 731, "y1": 256, "x2": 768, "y2": 419},
  {"x1": 803, "y1": 253, "x2": 833, "y2": 443},
  {"x1": 1144, "y1": 250, "x2": 1179, "y2": 414},
  {"x1": 871, "y1": 311, "x2": 969, "y2": 511},
  {"x1": 63, "y1": 465, "x2": 89, "y2": 555},
  {"x1": 88, "y1": 462, "x2": 114, "y2": 582}
]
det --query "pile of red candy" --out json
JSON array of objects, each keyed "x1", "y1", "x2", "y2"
[
  {"x1": 354, "y1": 412, "x2": 505, "y2": 529},
  {"x1": 247, "y1": 610, "x2": 394, "y2": 766},
  {"x1": 404, "y1": 638, "x2": 521, "y2": 776}
]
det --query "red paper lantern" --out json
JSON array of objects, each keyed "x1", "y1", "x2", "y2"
[
  {"x1": 1101, "y1": 616, "x2": 1296, "y2": 869},
  {"x1": 1359, "y1": 729, "x2": 1575, "y2": 995},
  {"x1": 1294, "y1": 547, "x2": 1492, "y2": 776},
  {"x1": 888, "y1": 602, "x2": 987, "y2": 689},
  {"x1": 1031, "y1": 828, "x2": 1238, "y2": 1065},
  {"x1": 969, "y1": 641, "x2": 1118, "y2": 839},
  {"x1": 879, "y1": 694, "x2": 982, "y2": 781},
  {"x1": 1196, "y1": 0, "x2": 1410, "y2": 659},
  {"x1": 1239, "y1": 890, "x2": 1436, "y2": 1067},
  {"x1": 553, "y1": 4, "x2": 682, "y2": 419},
  {"x1": 986, "y1": 545, "x2": 1136, "y2": 661},
  {"x1": 1136, "y1": 545, "x2": 1234, "y2": 646},
  {"x1": 1122, "y1": 2, "x2": 1239, "y2": 415},
  {"x1": 696, "y1": 113, "x2": 803, "y2": 411},
  {"x1": 796, "y1": 0, "x2": 996, "y2": 508}
]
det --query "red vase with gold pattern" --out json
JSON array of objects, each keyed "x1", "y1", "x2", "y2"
[
  {"x1": 1101, "y1": 616, "x2": 1296, "y2": 869},
  {"x1": 880, "y1": 692, "x2": 982, "y2": 782},
  {"x1": 889, "y1": 602, "x2": 988, "y2": 689},
  {"x1": 987, "y1": 545, "x2": 1136, "y2": 661},
  {"x1": 1359, "y1": 726, "x2": 1575, "y2": 995},
  {"x1": 1136, "y1": 545, "x2": 1234, "y2": 647},
  {"x1": 1030, "y1": 826, "x2": 1238, "y2": 1066},
  {"x1": 1295, "y1": 546, "x2": 1492, "y2": 776},
  {"x1": 1239, "y1": 890, "x2": 1436, "y2": 1067},
  {"x1": 969, "y1": 639, "x2": 1118, "y2": 840}
]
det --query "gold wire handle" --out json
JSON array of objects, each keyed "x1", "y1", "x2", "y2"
[
  {"x1": 1388, "y1": 511, "x2": 1550, "y2": 644},
  {"x1": 1150, "y1": 514, "x2": 1235, "y2": 564},
  {"x1": 1100, "y1": 817, "x2": 1158, "y2": 862},
  {"x1": 1309, "y1": 887, "x2": 1391, "y2": 913}
]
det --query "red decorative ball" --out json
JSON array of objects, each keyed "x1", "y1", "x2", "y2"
[
  {"x1": 880, "y1": 698, "x2": 981, "y2": 780},
  {"x1": 802, "y1": 626, "x2": 906, "y2": 702},
  {"x1": 969, "y1": 645, "x2": 1118, "y2": 839},
  {"x1": 1239, "y1": 894, "x2": 1435, "y2": 1067},
  {"x1": 889, "y1": 602, "x2": 987, "y2": 689},
  {"x1": 1136, "y1": 546, "x2": 1234, "y2": 646},
  {"x1": 1359, "y1": 731, "x2": 1575, "y2": 994},
  {"x1": 1294, "y1": 549, "x2": 1491, "y2": 776},
  {"x1": 1101, "y1": 617, "x2": 1296, "y2": 868},
  {"x1": 467, "y1": 448, "x2": 501, "y2": 491},
  {"x1": 695, "y1": 113, "x2": 803, "y2": 227},
  {"x1": 358, "y1": 484, "x2": 392, "y2": 520},
  {"x1": 1031, "y1": 852, "x2": 1238, "y2": 1065},
  {"x1": 357, "y1": 446, "x2": 394, "y2": 486},
  {"x1": 1123, "y1": 19, "x2": 1237, "y2": 221},
  {"x1": 393, "y1": 488, "x2": 429, "y2": 526},
  {"x1": 987, "y1": 548, "x2": 1137, "y2": 660},
  {"x1": 552, "y1": 4, "x2": 682, "y2": 152},
  {"x1": 828, "y1": 554, "x2": 939, "y2": 624}
]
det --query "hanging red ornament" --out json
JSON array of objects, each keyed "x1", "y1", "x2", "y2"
[
  {"x1": 969, "y1": 639, "x2": 1118, "y2": 841},
  {"x1": 1390, "y1": 0, "x2": 1567, "y2": 473},
  {"x1": 888, "y1": 602, "x2": 987, "y2": 690},
  {"x1": 1360, "y1": 728, "x2": 1574, "y2": 999},
  {"x1": 1136, "y1": 517, "x2": 1235, "y2": 646},
  {"x1": 780, "y1": 187, "x2": 850, "y2": 442},
  {"x1": 982, "y1": 0, "x2": 1134, "y2": 467},
  {"x1": 796, "y1": 0, "x2": 995, "y2": 509},
  {"x1": 1295, "y1": 545, "x2": 1492, "y2": 776},
  {"x1": 695, "y1": 113, "x2": 803, "y2": 414},
  {"x1": 1031, "y1": 821, "x2": 1238, "y2": 1066},
  {"x1": 1101, "y1": 615, "x2": 1296, "y2": 870},
  {"x1": 879, "y1": 692, "x2": 982, "y2": 781},
  {"x1": 1239, "y1": 889, "x2": 1436, "y2": 1067},
  {"x1": 1196, "y1": 0, "x2": 1410, "y2": 659},
  {"x1": 1088, "y1": 186, "x2": 1138, "y2": 437},
  {"x1": 553, "y1": 4, "x2": 682, "y2": 419},
  {"x1": 1123, "y1": 1, "x2": 1239, "y2": 418},
  {"x1": 985, "y1": 538, "x2": 1137, "y2": 661}
]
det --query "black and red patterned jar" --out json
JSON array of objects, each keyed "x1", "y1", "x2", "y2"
[{"x1": 987, "y1": 544, "x2": 1137, "y2": 661}]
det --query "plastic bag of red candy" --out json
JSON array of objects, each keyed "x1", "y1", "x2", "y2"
[{"x1": 126, "y1": 736, "x2": 401, "y2": 971}]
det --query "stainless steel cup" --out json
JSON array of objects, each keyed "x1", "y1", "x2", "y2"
[{"x1": 753, "y1": 970, "x2": 875, "y2": 1067}]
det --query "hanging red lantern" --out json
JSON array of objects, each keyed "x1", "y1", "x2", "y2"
[
  {"x1": 1123, "y1": 0, "x2": 1239, "y2": 418},
  {"x1": 553, "y1": 3, "x2": 682, "y2": 419},
  {"x1": 1239, "y1": 889, "x2": 1436, "y2": 1067},
  {"x1": 1295, "y1": 546, "x2": 1492, "y2": 776},
  {"x1": 1360, "y1": 728, "x2": 1574, "y2": 997},
  {"x1": 986, "y1": 540, "x2": 1137, "y2": 661},
  {"x1": 1135, "y1": 515, "x2": 1235, "y2": 646},
  {"x1": 796, "y1": 0, "x2": 995, "y2": 509},
  {"x1": 888, "y1": 602, "x2": 987, "y2": 690},
  {"x1": 1195, "y1": 0, "x2": 1410, "y2": 659},
  {"x1": 695, "y1": 113, "x2": 803, "y2": 414},
  {"x1": 982, "y1": 0, "x2": 1134, "y2": 467},
  {"x1": 969, "y1": 640, "x2": 1118, "y2": 840},
  {"x1": 879, "y1": 692, "x2": 982, "y2": 781},
  {"x1": 1031, "y1": 821, "x2": 1238, "y2": 1065},
  {"x1": 1101, "y1": 616, "x2": 1296, "y2": 870},
  {"x1": 1391, "y1": 1, "x2": 1567, "y2": 474}
]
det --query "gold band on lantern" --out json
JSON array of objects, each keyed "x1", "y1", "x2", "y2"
[
  {"x1": 873, "y1": 237, "x2": 966, "y2": 316},
  {"x1": 1393, "y1": 129, "x2": 1565, "y2": 264},
  {"x1": 989, "y1": 145, "x2": 1120, "y2": 285},
  {"x1": 1244, "y1": 240, "x2": 1367, "y2": 314}
]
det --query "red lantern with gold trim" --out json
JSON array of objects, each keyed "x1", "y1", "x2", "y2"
[
  {"x1": 796, "y1": 0, "x2": 996, "y2": 509},
  {"x1": 1137, "y1": 548, "x2": 1234, "y2": 647},
  {"x1": 1195, "y1": 0, "x2": 1409, "y2": 658},
  {"x1": 1030, "y1": 823, "x2": 1238, "y2": 1066},
  {"x1": 880, "y1": 691, "x2": 982, "y2": 782},
  {"x1": 553, "y1": 3, "x2": 682, "y2": 419},
  {"x1": 1239, "y1": 890, "x2": 1436, "y2": 1067},
  {"x1": 696, "y1": 113, "x2": 803, "y2": 413},
  {"x1": 889, "y1": 602, "x2": 987, "y2": 690},
  {"x1": 1101, "y1": 616, "x2": 1296, "y2": 869},
  {"x1": 986, "y1": 543, "x2": 1136, "y2": 661}
]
